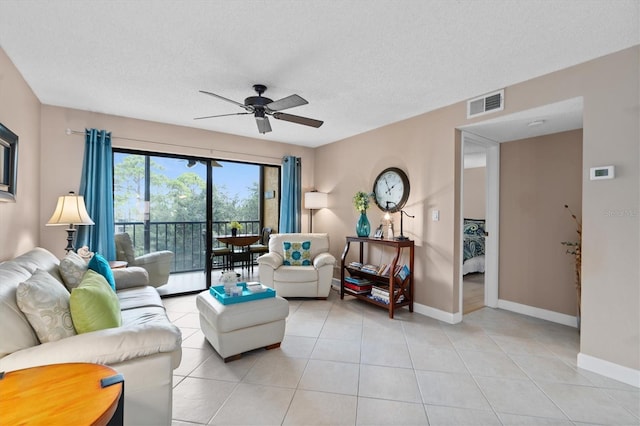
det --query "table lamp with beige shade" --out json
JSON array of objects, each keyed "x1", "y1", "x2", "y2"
[{"x1": 46, "y1": 191, "x2": 94, "y2": 253}]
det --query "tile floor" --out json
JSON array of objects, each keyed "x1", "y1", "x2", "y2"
[{"x1": 164, "y1": 289, "x2": 639, "y2": 426}]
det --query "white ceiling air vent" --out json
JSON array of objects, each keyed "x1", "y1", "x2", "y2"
[{"x1": 467, "y1": 89, "x2": 504, "y2": 119}]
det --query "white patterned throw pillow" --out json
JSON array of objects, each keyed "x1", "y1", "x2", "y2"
[
  {"x1": 16, "y1": 269, "x2": 77, "y2": 343},
  {"x1": 59, "y1": 251, "x2": 89, "y2": 291}
]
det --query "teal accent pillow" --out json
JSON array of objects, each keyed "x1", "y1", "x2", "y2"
[
  {"x1": 70, "y1": 270, "x2": 122, "y2": 334},
  {"x1": 88, "y1": 253, "x2": 116, "y2": 291},
  {"x1": 283, "y1": 241, "x2": 312, "y2": 266}
]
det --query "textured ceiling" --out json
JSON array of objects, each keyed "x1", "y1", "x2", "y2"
[{"x1": 0, "y1": 1, "x2": 638, "y2": 147}]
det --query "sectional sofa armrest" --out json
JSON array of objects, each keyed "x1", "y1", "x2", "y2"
[
  {"x1": 0, "y1": 321, "x2": 182, "y2": 373},
  {"x1": 256, "y1": 252, "x2": 283, "y2": 269},
  {"x1": 314, "y1": 253, "x2": 336, "y2": 269},
  {"x1": 112, "y1": 266, "x2": 149, "y2": 290}
]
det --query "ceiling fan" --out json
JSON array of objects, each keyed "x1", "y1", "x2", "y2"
[{"x1": 195, "y1": 84, "x2": 323, "y2": 134}]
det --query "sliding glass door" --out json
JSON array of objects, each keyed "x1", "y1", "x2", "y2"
[{"x1": 113, "y1": 150, "x2": 279, "y2": 296}]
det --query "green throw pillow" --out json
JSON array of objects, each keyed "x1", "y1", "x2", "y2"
[
  {"x1": 283, "y1": 241, "x2": 312, "y2": 266},
  {"x1": 70, "y1": 269, "x2": 122, "y2": 334},
  {"x1": 88, "y1": 253, "x2": 116, "y2": 291}
]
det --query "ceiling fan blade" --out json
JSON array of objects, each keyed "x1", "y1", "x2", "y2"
[
  {"x1": 199, "y1": 90, "x2": 252, "y2": 111},
  {"x1": 273, "y1": 112, "x2": 323, "y2": 128},
  {"x1": 194, "y1": 112, "x2": 250, "y2": 120},
  {"x1": 266, "y1": 94, "x2": 308, "y2": 112},
  {"x1": 256, "y1": 115, "x2": 272, "y2": 134}
]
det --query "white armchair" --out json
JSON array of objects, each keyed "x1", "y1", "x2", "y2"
[{"x1": 257, "y1": 233, "x2": 336, "y2": 298}]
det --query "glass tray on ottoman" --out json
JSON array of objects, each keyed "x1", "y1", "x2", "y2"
[{"x1": 210, "y1": 282, "x2": 276, "y2": 305}]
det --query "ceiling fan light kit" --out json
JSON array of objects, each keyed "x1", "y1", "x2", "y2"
[{"x1": 196, "y1": 84, "x2": 323, "y2": 134}]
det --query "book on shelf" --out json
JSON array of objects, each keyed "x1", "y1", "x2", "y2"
[
  {"x1": 344, "y1": 282, "x2": 372, "y2": 294},
  {"x1": 395, "y1": 264, "x2": 410, "y2": 281},
  {"x1": 380, "y1": 264, "x2": 392, "y2": 276},
  {"x1": 360, "y1": 264, "x2": 379, "y2": 274},
  {"x1": 344, "y1": 276, "x2": 371, "y2": 285},
  {"x1": 348, "y1": 261, "x2": 363, "y2": 269}
]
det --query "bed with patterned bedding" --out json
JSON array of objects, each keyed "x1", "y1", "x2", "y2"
[{"x1": 463, "y1": 218, "x2": 485, "y2": 275}]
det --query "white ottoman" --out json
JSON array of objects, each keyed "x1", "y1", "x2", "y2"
[{"x1": 196, "y1": 290, "x2": 289, "y2": 362}]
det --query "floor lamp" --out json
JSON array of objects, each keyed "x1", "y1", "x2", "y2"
[
  {"x1": 46, "y1": 191, "x2": 95, "y2": 253},
  {"x1": 304, "y1": 191, "x2": 328, "y2": 232}
]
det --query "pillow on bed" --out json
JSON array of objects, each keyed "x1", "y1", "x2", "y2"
[
  {"x1": 463, "y1": 218, "x2": 486, "y2": 237},
  {"x1": 463, "y1": 219, "x2": 486, "y2": 261}
]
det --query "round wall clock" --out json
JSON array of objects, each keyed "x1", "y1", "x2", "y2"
[{"x1": 373, "y1": 167, "x2": 410, "y2": 212}]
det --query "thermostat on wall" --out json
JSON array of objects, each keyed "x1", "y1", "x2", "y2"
[{"x1": 590, "y1": 166, "x2": 615, "y2": 180}]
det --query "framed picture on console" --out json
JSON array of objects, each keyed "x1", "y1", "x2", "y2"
[{"x1": 0, "y1": 122, "x2": 18, "y2": 202}]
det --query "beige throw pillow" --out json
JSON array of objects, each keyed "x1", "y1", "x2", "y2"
[
  {"x1": 59, "y1": 251, "x2": 89, "y2": 291},
  {"x1": 16, "y1": 269, "x2": 77, "y2": 343}
]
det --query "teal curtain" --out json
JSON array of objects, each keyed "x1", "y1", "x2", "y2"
[
  {"x1": 76, "y1": 129, "x2": 116, "y2": 260},
  {"x1": 279, "y1": 156, "x2": 301, "y2": 233}
]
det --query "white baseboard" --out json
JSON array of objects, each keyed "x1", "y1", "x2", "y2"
[
  {"x1": 414, "y1": 301, "x2": 462, "y2": 324},
  {"x1": 577, "y1": 353, "x2": 640, "y2": 388},
  {"x1": 497, "y1": 299, "x2": 578, "y2": 328}
]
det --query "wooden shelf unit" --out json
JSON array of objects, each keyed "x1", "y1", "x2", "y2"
[{"x1": 340, "y1": 236, "x2": 414, "y2": 318}]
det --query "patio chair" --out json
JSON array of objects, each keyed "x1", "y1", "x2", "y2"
[{"x1": 114, "y1": 232, "x2": 173, "y2": 287}]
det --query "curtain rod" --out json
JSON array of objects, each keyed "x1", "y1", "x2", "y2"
[{"x1": 65, "y1": 128, "x2": 282, "y2": 161}]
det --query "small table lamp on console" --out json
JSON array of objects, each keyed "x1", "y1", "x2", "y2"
[{"x1": 46, "y1": 191, "x2": 94, "y2": 253}]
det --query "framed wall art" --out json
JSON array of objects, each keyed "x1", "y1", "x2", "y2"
[{"x1": 0, "y1": 123, "x2": 18, "y2": 202}]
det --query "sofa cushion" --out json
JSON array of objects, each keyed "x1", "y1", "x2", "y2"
[
  {"x1": 16, "y1": 269, "x2": 77, "y2": 343},
  {"x1": 59, "y1": 251, "x2": 88, "y2": 291},
  {"x1": 274, "y1": 266, "x2": 318, "y2": 283},
  {"x1": 70, "y1": 270, "x2": 122, "y2": 334},
  {"x1": 117, "y1": 286, "x2": 165, "y2": 311},
  {"x1": 283, "y1": 240, "x2": 312, "y2": 266},
  {"x1": 0, "y1": 248, "x2": 61, "y2": 358},
  {"x1": 88, "y1": 253, "x2": 116, "y2": 291}
]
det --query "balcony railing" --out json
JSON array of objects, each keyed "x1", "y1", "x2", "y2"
[{"x1": 115, "y1": 220, "x2": 261, "y2": 273}]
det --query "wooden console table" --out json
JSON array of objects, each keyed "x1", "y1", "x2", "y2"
[{"x1": 0, "y1": 362, "x2": 124, "y2": 425}]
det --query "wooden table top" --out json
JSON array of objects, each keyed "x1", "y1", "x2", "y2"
[
  {"x1": 0, "y1": 363, "x2": 122, "y2": 426},
  {"x1": 217, "y1": 235, "x2": 260, "y2": 247}
]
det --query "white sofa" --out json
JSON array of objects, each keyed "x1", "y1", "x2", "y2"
[
  {"x1": 0, "y1": 248, "x2": 182, "y2": 425},
  {"x1": 257, "y1": 233, "x2": 336, "y2": 298}
]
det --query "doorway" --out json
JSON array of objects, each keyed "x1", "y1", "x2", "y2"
[{"x1": 459, "y1": 132, "x2": 500, "y2": 316}]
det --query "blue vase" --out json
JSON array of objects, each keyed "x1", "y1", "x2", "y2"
[{"x1": 356, "y1": 212, "x2": 371, "y2": 237}]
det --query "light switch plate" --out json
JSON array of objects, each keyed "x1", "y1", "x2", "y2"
[{"x1": 432, "y1": 210, "x2": 439, "y2": 221}]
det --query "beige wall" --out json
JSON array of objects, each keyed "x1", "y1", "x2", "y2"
[
  {"x1": 38, "y1": 106, "x2": 315, "y2": 259},
  {"x1": 0, "y1": 49, "x2": 41, "y2": 260},
  {"x1": 463, "y1": 167, "x2": 486, "y2": 219},
  {"x1": 499, "y1": 130, "x2": 583, "y2": 316},
  {"x1": 1, "y1": 43, "x2": 638, "y2": 372},
  {"x1": 315, "y1": 46, "x2": 639, "y2": 371}
]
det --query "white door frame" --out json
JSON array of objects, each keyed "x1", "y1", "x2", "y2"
[{"x1": 459, "y1": 132, "x2": 500, "y2": 314}]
